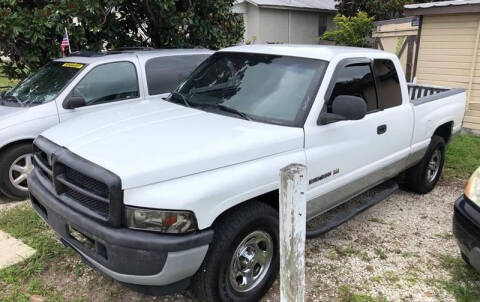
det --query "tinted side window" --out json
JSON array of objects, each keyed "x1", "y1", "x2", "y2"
[
  {"x1": 328, "y1": 64, "x2": 378, "y2": 113},
  {"x1": 146, "y1": 55, "x2": 210, "y2": 95},
  {"x1": 73, "y1": 62, "x2": 139, "y2": 106},
  {"x1": 373, "y1": 59, "x2": 402, "y2": 109}
]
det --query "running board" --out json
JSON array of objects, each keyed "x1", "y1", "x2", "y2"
[{"x1": 306, "y1": 180, "x2": 399, "y2": 238}]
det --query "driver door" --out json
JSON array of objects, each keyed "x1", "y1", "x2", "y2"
[{"x1": 58, "y1": 60, "x2": 142, "y2": 122}]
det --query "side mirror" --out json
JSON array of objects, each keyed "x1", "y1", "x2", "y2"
[
  {"x1": 63, "y1": 96, "x2": 86, "y2": 109},
  {"x1": 318, "y1": 95, "x2": 367, "y2": 125}
]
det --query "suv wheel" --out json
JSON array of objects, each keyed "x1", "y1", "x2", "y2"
[
  {"x1": 406, "y1": 135, "x2": 445, "y2": 194},
  {"x1": 0, "y1": 143, "x2": 33, "y2": 200},
  {"x1": 192, "y1": 201, "x2": 279, "y2": 302}
]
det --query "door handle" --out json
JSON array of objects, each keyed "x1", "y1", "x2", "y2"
[{"x1": 377, "y1": 124, "x2": 387, "y2": 135}]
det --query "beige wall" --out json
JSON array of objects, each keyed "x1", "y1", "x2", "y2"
[
  {"x1": 240, "y1": 4, "x2": 334, "y2": 45},
  {"x1": 246, "y1": 4, "x2": 260, "y2": 43},
  {"x1": 416, "y1": 14, "x2": 480, "y2": 131},
  {"x1": 290, "y1": 10, "x2": 323, "y2": 44},
  {"x1": 258, "y1": 8, "x2": 290, "y2": 43}
]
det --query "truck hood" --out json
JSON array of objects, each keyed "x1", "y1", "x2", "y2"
[{"x1": 41, "y1": 100, "x2": 304, "y2": 189}]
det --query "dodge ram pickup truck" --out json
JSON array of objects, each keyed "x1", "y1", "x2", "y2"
[
  {"x1": 28, "y1": 45, "x2": 466, "y2": 301},
  {"x1": 0, "y1": 48, "x2": 211, "y2": 200}
]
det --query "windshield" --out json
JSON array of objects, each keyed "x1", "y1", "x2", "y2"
[
  {"x1": 4, "y1": 61, "x2": 84, "y2": 106},
  {"x1": 168, "y1": 52, "x2": 328, "y2": 127}
]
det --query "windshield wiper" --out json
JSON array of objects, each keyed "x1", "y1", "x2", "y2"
[
  {"x1": 170, "y1": 91, "x2": 191, "y2": 107},
  {"x1": 2, "y1": 95, "x2": 24, "y2": 107},
  {"x1": 190, "y1": 81, "x2": 238, "y2": 95},
  {"x1": 198, "y1": 103, "x2": 251, "y2": 121}
]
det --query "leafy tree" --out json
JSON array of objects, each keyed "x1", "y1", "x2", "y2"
[
  {"x1": 118, "y1": 1, "x2": 244, "y2": 49},
  {"x1": 0, "y1": 0, "x2": 243, "y2": 79},
  {"x1": 321, "y1": 12, "x2": 374, "y2": 47},
  {"x1": 336, "y1": 0, "x2": 446, "y2": 21}
]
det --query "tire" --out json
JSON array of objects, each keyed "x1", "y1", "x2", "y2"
[
  {"x1": 192, "y1": 201, "x2": 279, "y2": 302},
  {"x1": 406, "y1": 135, "x2": 445, "y2": 194},
  {"x1": 0, "y1": 143, "x2": 33, "y2": 201},
  {"x1": 461, "y1": 252, "x2": 472, "y2": 268}
]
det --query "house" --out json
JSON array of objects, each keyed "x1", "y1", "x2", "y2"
[
  {"x1": 404, "y1": 0, "x2": 480, "y2": 132},
  {"x1": 233, "y1": 0, "x2": 336, "y2": 44}
]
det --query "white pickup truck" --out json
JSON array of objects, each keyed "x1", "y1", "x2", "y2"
[{"x1": 28, "y1": 45, "x2": 466, "y2": 301}]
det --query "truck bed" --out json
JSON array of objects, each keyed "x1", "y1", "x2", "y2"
[{"x1": 408, "y1": 83, "x2": 465, "y2": 106}]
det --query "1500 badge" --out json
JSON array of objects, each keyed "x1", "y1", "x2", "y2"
[{"x1": 309, "y1": 168, "x2": 340, "y2": 185}]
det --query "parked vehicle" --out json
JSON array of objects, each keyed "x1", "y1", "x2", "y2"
[
  {"x1": 0, "y1": 49, "x2": 212, "y2": 200},
  {"x1": 28, "y1": 45, "x2": 466, "y2": 301},
  {"x1": 453, "y1": 166, "x2": 480, "y2": 272}
]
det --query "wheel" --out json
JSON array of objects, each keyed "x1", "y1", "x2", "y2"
[
  {"x1": 192, "y1": 201, "x2": 279, "y2": 302},
  {"x1": 406, "y1": 135, "x2": 445, "y2": 194},
  {"x1": 0, "y1": 143, "x2": 34, "y2": 201}
]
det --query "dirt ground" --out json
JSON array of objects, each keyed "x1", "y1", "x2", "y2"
[{"x1": 0, "y1": 182, "x2": 477, "y2": 301}]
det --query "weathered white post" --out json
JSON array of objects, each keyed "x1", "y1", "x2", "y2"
[{"x1": 279, "y1": 164, "x2": 307, "y2": 302}]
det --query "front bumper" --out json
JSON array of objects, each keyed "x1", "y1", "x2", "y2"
[
  {"x1": 453, "y1": 195, "x2": 480, "y2": 272},
  {"x1": 28, "y1": 169, "x2": 214, "y2": 288}
]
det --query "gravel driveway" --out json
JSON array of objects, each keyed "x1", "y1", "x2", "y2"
[{"x1": 1, "y1": 183, "x2": 477, "y2": 301}]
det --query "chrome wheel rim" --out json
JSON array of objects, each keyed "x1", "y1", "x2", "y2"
[
  {"x1": 426, "y1": 149, "x2": 441, "y2": 183},
  {"x1": 8, "y1": 153, "x2": 33, "y2": 192},
  {"x1": 229, "y1": 230, "x2": 274, "y2": 293}
]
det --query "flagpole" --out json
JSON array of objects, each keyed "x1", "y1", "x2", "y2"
[{"x1": 65, "y1": 28, "x2": 71, "y2": 54}]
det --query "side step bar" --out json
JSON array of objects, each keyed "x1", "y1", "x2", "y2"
[{"x1": 306, "y1": 180, "x2": 399, "y2": 239}]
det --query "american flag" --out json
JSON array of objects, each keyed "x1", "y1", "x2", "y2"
[{"x1": 60, "y1": 28, "x2": 71, "y2": 57}]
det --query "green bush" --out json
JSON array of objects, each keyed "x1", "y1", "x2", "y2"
[{"x1": 321, "y1": 11, "x2": 374, "y2": 47}]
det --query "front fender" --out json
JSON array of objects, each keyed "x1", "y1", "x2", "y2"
[
  {"x1": 123, "y1": 149, "x2": 306, "y2": 230},
  {"x1": 0, "y1": 116, "x2": 59, "y2": 150}
]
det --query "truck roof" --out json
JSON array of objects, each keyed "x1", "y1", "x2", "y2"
[
  {"x1": 54, "y1": 48, "x2": 213, "y2": 64},
  {"x1": 220, "y1": 44, "x2": 389, "y2": 62}
]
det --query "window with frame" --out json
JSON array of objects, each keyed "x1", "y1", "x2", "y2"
[
  {"x1": 373, "y1": 59, "x2": 402, "y2": 109},
  {"x1": 328, "y1": 63, "x2": 378, "y2": 113},
  {"x1": 73, "y1": 61, "x2": 139, "y2": 106},
  {"x1": 145, "y1": 55, "x2": 210, "y2": 95}
]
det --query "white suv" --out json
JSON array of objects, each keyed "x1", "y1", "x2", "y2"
[{"x1": 0, "y1": 48, "x2": 212, "y2": 200}]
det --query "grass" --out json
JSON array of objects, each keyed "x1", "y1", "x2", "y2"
[
  {"x1": 0, "y1": 204, "x2": 70, "y2": 301},
  {"x1": 0, "y1": 67, "x2": 18, "y2": 90},
  {"x1": 443, "y1": 134, "x2": 480, "y2": 180},
  {"x1": 425, "y1": 254, "x2": 480, "y2": 302},
  {"x1": 338, "y1": 285, "x2": 388, "y2": 302},
  {"x1": 374, "y1": 247, "x2": 388, "y2": 260}
]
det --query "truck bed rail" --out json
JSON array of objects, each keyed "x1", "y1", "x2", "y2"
[{"x1": 408, "y1": 84, "x2": 464, "y2": 106}]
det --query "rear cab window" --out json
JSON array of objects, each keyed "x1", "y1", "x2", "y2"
[
  {"x1": 373, "y1": 59, "x2": 402, "y2": 109},
  {"x1": 145, "y1": 55, "x2": 210, "y2": 96}
]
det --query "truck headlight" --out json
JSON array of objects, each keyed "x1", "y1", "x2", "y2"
[
  {"x1": 465, "y1": 167, "x2": 480, "y2": 206},
  {"x1": 125, "y1": 207, "x2": 198, "y2": 233}
]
